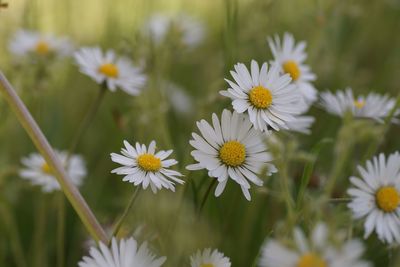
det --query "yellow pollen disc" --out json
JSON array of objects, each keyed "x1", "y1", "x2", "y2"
[
  {"x1": 297, "y1": 253, "x2": 327, "y2": 267},
  {"x1": 35, "y1": 41, "x2": 50, "y2": 55},
  {"x1": 41, "y1": 162, "x2": 52, "y2": 174},
  {"x1": 376, "y1": 186, "x2": 400, "y2": 213},
  {"x1": 137, "y1": 154, "x2": 161, "y2": 172},
  {"x1": 200, "y1": 264, "x2": 214, "y2": 267},
  {"x1": 283, "y1": 60, "x2": 301, "y2": 81},
  {"x1": 354, "y1": 100, "x2": 365, "y2": 109},
  {"x1": 219, "y1": 141, "x2": 246, "y2": 167},
  {"x1": 98, "y1": 63, "x2": 119, "y2": 78},
  {"x1": 249, "y1": 86, "x2": 273, "y2": 109}
]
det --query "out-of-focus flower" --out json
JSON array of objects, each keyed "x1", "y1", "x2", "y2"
[
  {"x1": 220, "y1": 60, "x2": 301, "y2": 132},
  {"x1": 19, "y1": 151, "x2": 86, "y2": 193},
  {"x1": 259, "y1": 222, "x2": 371, "y2": 267},
  {"x1": 111, "y1": 140, "x2": 184, "y2": 193},
  {"x1": 190, "y1": 248, "x2": 231, "y2": 267},
  {"x1": 78, "y1": 237, "x2": 166, "y2": 267},
  {"x1": 285, "y1": 115, "x2": 315, "y2": 134},
  {"x1": 348, "y1": 152, "x2": 400, "y2": 244},
  {"x1": 186, "y1": 109, "x2": 277, "y2": 201},
  {"x1": 74, "y1": 47, "x2": 146, "y2": 95},
  {"x1": 165, "y1": 82, "x2": 194, "y2": 115},
  {"x1": 268, "y1": 32, "x2": 317, "y2": 104}
]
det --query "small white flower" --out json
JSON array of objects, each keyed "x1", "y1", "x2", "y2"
[
  {"x1": 111, "y1": 140, "x2": 184, "y2": 193},
  {"x1": 173, "y1": 14, "x2": 205, "y2": 47},
  {"x1": 19, "y1": 151, "x2": 86, "y2": 193},
  {"x1": 142, "y1": 14, "x2": 171, "y2": 44},
  {"x1": 9, "y1": 30, "x2": 73, "y2": 58},
  {"x1": 286, "y1": 115, "x2": 315, "y2": 134},
  {"x1": 74, "y1": 47, "x2": 146, "y2": 95},
  {"x1": 348, "y1": 152, "x2": 400, "y2": 244},
  {"x1": 78, "y1": 237, "x2": 166, "y2": 267},
  {"x1": 165, "y1": 82, "x2": 194, "y2": 115},
  {"x1": 268, "y1": 32, "x2": 317, "y2": 104},
  {"x1": 187, "y1": 109, "x2": 277, "y2": 201},
  {"x1": 220, "y1": 60, "x2": 301, "y2": 132},
  {"x1": 320, "y1": 88, "x2": 399, "y2": 122},
  {"x1": 259, "y1": 222, "x2": 371, "y2": 267},
  {"x1": 190, "y1": 248, "x2": 231, "y2": 267}
]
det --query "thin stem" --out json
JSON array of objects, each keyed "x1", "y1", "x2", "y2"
[
  {"x1": 278, "y1": 159, "x2": 295, "y2": 226},
  {"x1": 57, "y1": 193, "x2": 65, "y2": 267},
  {"x1": 0, "y1": 71, "x2": 108, "y2": 244},
  {"x1": 111, "y1": 187, "x2": 141, "y2": 240},
  {"x1": 33, "y1": 195, "x2": 47, "y2": 267},
  {"x1": 198, "y1": 179, "x2": 217, "y2": 214}
]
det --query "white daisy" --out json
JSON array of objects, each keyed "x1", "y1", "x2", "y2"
[
  {"x1": 259, "y1": 222, "x2": 371, "y2": 267},
  {"x1": 186, "y1": 109, "x2": 277, "y2": 201},
  {"x1": 165, "y1": 82, "x2": 194, "y2": 115},
  {"x1": 78, "y1": 237, "x2": 166, "y2": 267},
  {"x1": 190, "y1": 248, "x2": 231, "y2": 267},
  {"x1": 320, "y1": 88, "x2": 399, "y2": 122},
  {"x1": 286, "y1": 115, "x2": 315, "y2": 134},
  {"x1": 9, "y1": 29, "x2": 72, "y2": 58},
  {"x1": 173, "y1": 14, "x2": 205, "y2": 47},
  {"x1": 347, "y1": 152, "x2": 400, "y2": 244},
  {"x1": 142, "y1": 13, "x2": 171, "y2": 44},
  {"x1": 19, "y1": 151, "x2": 86, "y2": 193},
  {"x1": 74, "y1": 47, "x2": 146, "y2": 95},
  {"x1": 268, "y1": 32, "x2": 318, "y2": 104},
  {"x1": 110, "y1": 140, "x2": 184, "y2": 193},
  {"x1": 220, "y1": 60, "x2": 301, "y2": 132}
]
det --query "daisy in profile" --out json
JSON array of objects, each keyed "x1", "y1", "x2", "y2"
[
  {"x1": 186, "y1": 109, "x2": 277, "y2": 201},
  {"x1": 19, "y1": 151, "x2": 86, "y2": 193},
  {"x1": 286, "y1": 115, "x2": 315, "y2": 134},
  {"x1": 347, "y1": 152, "x2": 400, "y2": 244},
  {"x1": 74, "y1": 47, "x2": 146, "y2": 95},
  {"x1": 259, "y1": 222, "x2": 371, "y2": 267},
  {"x1": 220, "y1": 60, "x2": 301, "y2": 132},
  {"x1": 111, "y1": 140, "x2": 184, "y2": 193},
  {"x1": 268, "y1": 32, "x2": 317, "y2": 104},
  {"x1": 9, "y1": 30, "x2": 72, "y2": 58},
  {"x1": 79, "y1": 237, "x2": 166, "y2": 267},
  {"x1": 320, "y1": 88, "x2": 398, "y2": 122},
  {"x1": 190, "y1": 248, "x2": 231, "y2": 267}
]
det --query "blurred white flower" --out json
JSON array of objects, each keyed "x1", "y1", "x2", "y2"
[
  {"x1": 190, "y1": 248, "x2": 231, "y2": 267},
  {"x1": 74, "y1": 47, "x2": 146, "y2": 95},
  {"x1": 268, "y1": 32, "x2": 318, "y2": 104},
  {"x1": 79, "y1": 237, "x2": 166, "y2": 267},
  {"x1": 348, "y1": 152, "x2": 400, "y2": 244},
  {"x1": 285, "y1": 115, "x2": 315, "y2": 134},
  {"x1": 186, "y1": 109, "x2": 277, "y2": 201},
  {"x1": 142, "y1": 13, "x2": 171, "y2": 44},
  {"x1": 259, "y1": 222, "x2": 371, "y2": 267},
  {"x1": 9, "y1": 30, "x2": 73, "y2": 58},
  {"x1": 111, "y1": 140, "x2": 184, "y2": 193},
  {"x1": 174, "y1": 14, "x2": 205, "y2": 47},
  {"x1": 220, "y1": 60, "x2": 302, "y2": 132},
  {"x1": 19, "y1": 151, "x2": 86, "y2": 193},
  {"x1": 165, "y1": 82, "x2": 194, "y2": 115},
  {"x1": 320, "y1": 88, "x2": 399, "y2": 122}
]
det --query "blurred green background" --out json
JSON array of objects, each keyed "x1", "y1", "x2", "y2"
[{"x1": 1, "y1": 0, "x2": 400, "y2": 266}]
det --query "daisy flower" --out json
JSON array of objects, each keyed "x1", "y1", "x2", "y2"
[
  {"x1": 78, "y1": 237, "x2": 166, "y2": 267},
  {"x1": 190, "y1": 248, "x2": 231, "y2": 267},
  {"x1": 220, "y1": 60, "x2": 301, "y2": 132},
  {"x1": 285, "y1": 115, "x2": 315, "y2": 134},
  {"x1": 19, "y1": 151, "x2": 86, "y2": 193},
  {"x1": 320, "y1": 88, "x2": 399, "y2": 122},
  {"x1": 9, "y1": 29, "x2": 72, "y2": 58},
  {"x1": 186, "y1": 109, "x2": 277, "y2": 201},
  {"x1": 142, "y1": 13, "x2": 171, "y2": 44},
  {"x1": 267, "y1": 32, "x2": 317, "y2": 104},
  {"x1": 173, "y1": 14, "x2": 205, "y2": 47},
  {"x1": 111, "y1": 140, "x2": 184, "y2": 193},
  {"x1": 347, "y1": 152, "x2": 400, "y2": 244},
  {"x1": 74, "y1": 47, "x2": 146, "y2": 95},
  {"x1": 259, "y1": 222, "x2": 371, "y2": 267}
]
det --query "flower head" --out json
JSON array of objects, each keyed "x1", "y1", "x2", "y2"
[{"x1": 190, "y1": 248, "x2": 231, "y2": 267}]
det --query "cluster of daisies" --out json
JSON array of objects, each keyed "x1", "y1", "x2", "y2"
[{"x1": 8, "y1": 12, "x2": 400, "y2": 265}]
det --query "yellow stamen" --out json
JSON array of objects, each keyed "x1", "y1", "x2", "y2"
[
  {"x1": 98, "y1": 63, "x2": 119, "y2": 78},
  {"x1": 376, "y1": 186, "x2": 400, "y2": 213},
  {"x1": 35, "y1": 41, "x2": 50, "y2": 55},
  {"x1": 137, "y1": 154, "x2": 161, "y2": 172},
  {"x1": 297, "y1": 253, "x2": 327, "y2": 267},
  {"x1": 283, "y1": 60, "x2": 301, "y2": 81},
  {"x1": 219, "y1": 141, "x2": 246, "y2": 167},
  {"x1": 200, "y1": 264, "x2": 214, "y2": 267},
  {"x1": 41, "y1": 162, "x2": 52, "y2": 174},
  {"x1": 354, "y1": 100, "x2": 365, "y2": 109},
  {"x1": 249, "y1": 86, "x2": 273, "y2": 109}
]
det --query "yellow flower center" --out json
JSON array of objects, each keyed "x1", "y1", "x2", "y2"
[
  {"x1": 200, "y1": 264, "x2": 214, "y2": 267},
  {"x1": 376, "y1": 186, "x2": 400, "y2": 213},
  {"x1": 98, "y1": 63, "x2": 119, "y2": 78},
  {"x1": 249, "y1": 86, "x2": 273, "y2": 109},
  {"x1": 219, "y1": 141, "x2": 246, "y2": 167},
  {"x1": 354, "y1": 100, "x2": 365, "y2": 109},
  {"x1": 41, "y1": 162, "x2": 52, "y2": 174},
  {"x1": 283, "y1": 60, "x2": 301, "y2": 81},
  {"x1": 137, "y1": 154, "x2": 161, "y2": 172},
  {"x1": 35, "y1": 41, "x2": 50, "y2": 55},
  {"x1": 297, "y1": 253, "x2": 327, "y2": 267}
]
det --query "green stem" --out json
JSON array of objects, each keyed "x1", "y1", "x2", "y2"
[
  {"x1": 198, "y1": 179, "x2": 217, "y2": 214},
  {"x1": 0, "y1": 71, "x2": 108, "y2": 244},
  {"x1": 57, "y1": 193, "x2": 65, "y2": 267},
  {"x1": 278, "y1": 159, "x2": 295, "y2": 226},
  {"x1": 33, "y1": 195, "x2": 47, "y2": 267}
]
